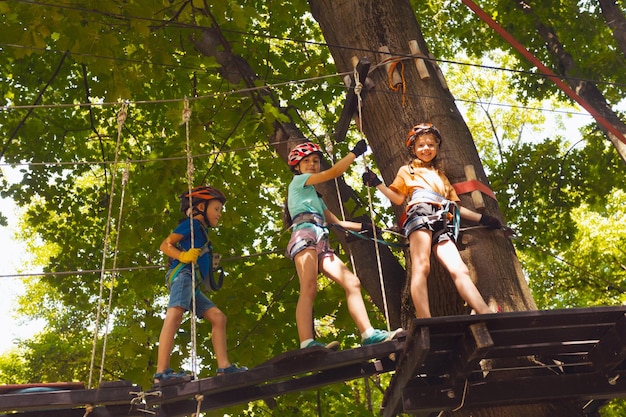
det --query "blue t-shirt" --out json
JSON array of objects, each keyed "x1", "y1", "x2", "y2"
[
  {"x1": 170, "y1": 218, "x2": 211, "y2": 279},
  {"x1": 287, "y1": 173, "x2": 329, "y2": 235}
]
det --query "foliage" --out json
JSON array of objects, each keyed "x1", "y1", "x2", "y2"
[{"x1": 1, "y1": 0, "x2": 626, "y2": 416}]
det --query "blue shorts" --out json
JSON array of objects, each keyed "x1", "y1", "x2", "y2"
[
  {"x1": 286, "y1": 227, "x2": 335, "y2": 260},
  {"x1": 166, "y1": 267, "x2": 215, "y2": 318},
  {"x1": 403, "y1": 203, "x2": 453, "y2": 246}
]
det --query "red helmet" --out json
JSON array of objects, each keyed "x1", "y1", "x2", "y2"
[
  {"x1": 405, "y1": 123, "x2": 442, "y2": 149},
  {"x1": 179, "y1": 186, "x2": 226, "y2": 214},
  {"x1": 287, "y1": 142, "x2": 323, "y2": 166}
]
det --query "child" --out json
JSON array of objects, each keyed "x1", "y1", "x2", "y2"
[
  {"x1": 362, "y1": 123, "x2": 501, "y2": 318},
  {"x1": 154, "y1": 186, "x2": 247, "y2": 383},
  {"x1": 285, "y1": 140, "x2": 396, "y2": 349}
]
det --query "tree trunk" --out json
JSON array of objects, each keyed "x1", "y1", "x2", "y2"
[
  {"x1": 598, "y1": 0, "x2": 626, "y2": 58},
  {"x1": 307, "y1": 1, "x2": 584, "y2": 416}
]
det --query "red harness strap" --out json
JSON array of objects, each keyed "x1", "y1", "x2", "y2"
[{"x1": 453, "y1": 180, "x2": 497, "y2": 200}]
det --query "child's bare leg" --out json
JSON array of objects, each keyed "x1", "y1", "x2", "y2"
[
  {"x1": 203, "y1": 306, "x2": 229, "y2": 369},
  {"x1": 434, "y1": 241, "x2": 492, "y2": 314},
  {"x1": 294, "y1": 248, "x2": 319, "y2": 343},
  {"x1": 409, "y1": 230, "x2": 433, "y2": 318},
  {"x1": 157, "y1": 306, "x2": 185, "y2": 373},
  {"x1": 321, "y1": 255, "x2": 371, "y2": 333}
]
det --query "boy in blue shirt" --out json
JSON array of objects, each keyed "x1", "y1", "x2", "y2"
[{"x1": 154, "y1": 186, "x2": 247, "y2": 383}]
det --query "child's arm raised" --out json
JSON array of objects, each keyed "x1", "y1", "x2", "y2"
[
  {"x1": 362, "y1": 168, "x2": 405, "y2": 205},
  {"x1": 304, "y1": 140, "x2": 367, "y2": 186}
]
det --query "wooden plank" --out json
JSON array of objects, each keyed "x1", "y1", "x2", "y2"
[
  {"x1": 333, "y1": 57, "x2": 370, "y2": 142},
  {"x1": 0, "y1": 381, "x2": 140, "y2": 413},
  {"x1": 589, "y1": 313, "x2": 626, "y2": 374},
  {"x1": 156, "y1": 358, "x2": 398, "y2": 417},
  {"x1": 381, "y1": 326, "x2": 430, "y2": 417},
  {"x1": 0, "y1": 382, "x2": 84, "y2": 395},
  {"x1": 147, "y1": 338, "x2": 404, "y2": 405},
  {"x1": 402, "y1": 371, "x2": 626, "y2": 412},
  {"x1": 448, "y1": 322, "x2": 493, "y2": 382},
  {"x1": 0, "y1": 404, "x2": 145, "y2": 417}
]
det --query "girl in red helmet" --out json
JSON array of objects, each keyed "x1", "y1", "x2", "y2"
[
  {"x1": 154, "y1": 186, "x2": 247, "y2": 383},
  {"x1": 285, "y1": 140, "x2": 397, "y2": 349},
  {"x1": 362, "y1": 123, "x2": 501, "y2": 318}
]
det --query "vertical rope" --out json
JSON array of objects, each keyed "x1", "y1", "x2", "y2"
[
  {"x1": 353, "y1": 68, "x2": 391, "y2": 332},
  {"x1": 324, "y1": 135, "x2": 357, "y2": 271},
  {"x1": 183, "y1": 98, "x2": 199, "y2": 379},
  {"x1": 88, "y1": 101, "x2": 127, "y2": 389},
  {"x1": 98, "y1": 163, "x2": 130, "y2": 384}
]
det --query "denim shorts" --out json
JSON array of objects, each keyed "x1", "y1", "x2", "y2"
[
  {"x1": 286, "y1": 227, "x2": 335, "y2": 260},
  {"x1": 166, "y1": 267, "x2": 215, "y2": 318}
]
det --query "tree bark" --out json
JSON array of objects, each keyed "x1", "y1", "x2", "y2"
[
  {"x1": 598, "y1": 0, "x2": 626, "y2": 58},
  {"x1": 307, "y1": 1, "x2": 586, "y2": 416}
]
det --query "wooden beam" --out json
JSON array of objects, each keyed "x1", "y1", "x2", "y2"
[
  {"x1": 381, "y1": 326, "x2": 430, "y2": 417},
  {"x1": 402, "y1": 371, "x2": 626, "y2": 412},
  {"x1": 589, "y1": 313, "x2": 626, "y2": 374},
  {"x1": 448, "y1": 322, "x2": 494, "y2": 382},
  {"x1": 0, "y1": 404, "x2": 145, "y2": 417},
  {"x1": 0, "y1": 380, "x2": 140, "y2": 413},
  {"x1": 156, "y1": 358, "x2": 398, "y2": 416},
  {"x1": 333, "y1": 57, "x2": 370, "y2": 142},
  {"x1": 463, "y1": 165, "x2": 486, "y2": 211},
  {"x1": 147, "y1": 338, "x2": 404, "y2": 406}
]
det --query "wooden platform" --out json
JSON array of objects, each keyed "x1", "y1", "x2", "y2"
[
  {"x1": 2, "y1": 306, "x2": 625, "y2": 417},
  {"x1": 382, "y1": 306, "x2": 626, "y2": 416}
]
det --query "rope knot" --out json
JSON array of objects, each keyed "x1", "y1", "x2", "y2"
[{"x1": 182, "y1": 98, "x2": 192, "y2": 124}]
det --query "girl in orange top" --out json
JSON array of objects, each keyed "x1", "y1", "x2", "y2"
[{"x1": 362, "y1": 123, "x2": 500, "y2": 318}]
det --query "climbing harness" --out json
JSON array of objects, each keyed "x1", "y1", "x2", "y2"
[
  {"x1": 401, "y1": 189, "x2": 461, "y2": 242},
  {"x1": 291, "y1": 212, "x2": 326, "y2": 228}
]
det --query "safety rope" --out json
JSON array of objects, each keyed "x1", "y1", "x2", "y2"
[
  {"x1": 88, "y1": 101, "x2": 127, "y2": 389},
  {"x1": 82, "y1": 404, "x2": 94, "y2": 417},
  {"x1": 183, "y1": 97, "x2": 199, "y2": 380},
  {"x1": 193, "y1": 394, "x2": 204, "y2": 417},
  {"x1": 98, "y1": 163, "x2": 130, "y2": 384},
  {"x1": 324, "y1": 135, "x2": 358, "y2": 274},
  {"x1": 353, "y1": 67, "x2": 392, "y2": 332},
  {"x1": 130, "y1": 389, "x2": 161, "y2": 415}
]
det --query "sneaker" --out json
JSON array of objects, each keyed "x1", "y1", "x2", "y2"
[
  {"x1": 217, "y1": 364, "x2": 248, "y2": 376},
  {"x1": 304, "y1": 340, "x2": 340, "y2": 350},
  {"x1": 362, "y1": 328, "x2": 398, "y2": 346},
  {"x1": 153, "y1": 368, "x2": 187, "y2": 383}
]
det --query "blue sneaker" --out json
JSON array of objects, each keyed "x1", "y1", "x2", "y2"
[
  {"x1": 217, "y1": 364, "x2": 248, "y2": 376},
  {"x1": 304, "y1": 340, "x2": 340, "y2": 350},
  {"x1": 153, "y1": 368, "x2": 187, "y2": 383},
  {"x1": 362, "y1": 328, "x2": 399, "y2": 346}
]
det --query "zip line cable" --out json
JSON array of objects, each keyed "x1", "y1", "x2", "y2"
[{"x1": 5, "y1": 0, "x2": 626, "y2": 91}]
